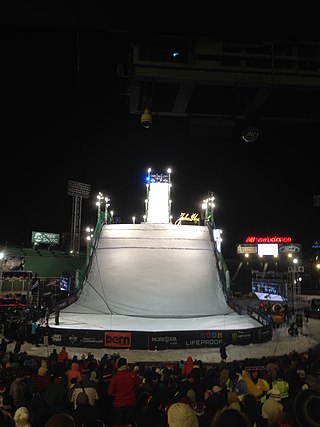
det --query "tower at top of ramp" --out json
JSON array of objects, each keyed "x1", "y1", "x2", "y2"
[{"x1": 145, "y1": 168, "x2": 172, "y2": 224}]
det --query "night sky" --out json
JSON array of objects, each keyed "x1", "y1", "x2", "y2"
[{"x1": 1, "y1": 6, "x2": 319, "y2": 259}]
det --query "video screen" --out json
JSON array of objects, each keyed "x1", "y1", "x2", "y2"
[
  {"x1": 59, "y1": 276, "x2": 70, "y2": 292},
  {"x1": 255, "y1": 292, "x2": 286, "y2": 302}
]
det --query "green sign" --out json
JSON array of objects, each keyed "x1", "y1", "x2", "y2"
[{"x1": 31, "y1": 231, "x2": 60, "y2": 245}]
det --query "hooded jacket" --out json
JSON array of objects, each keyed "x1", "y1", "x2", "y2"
[
  {"x1": 65, "y1": 362, "x2": 82, "y2": 388},
  {"x1": 108, "y1": 364, "x2": 140, "y2": 407}
]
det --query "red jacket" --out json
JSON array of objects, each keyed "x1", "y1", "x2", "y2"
[
  {"x1": 182, "y1": 356, "x2": 194, "y2": 377},
  {"x1": 107, "y1": 367, "x2": 139, "y2": 407},
  {"x1": 57, "y1": 349, "x2": 68, "y2": 364}
]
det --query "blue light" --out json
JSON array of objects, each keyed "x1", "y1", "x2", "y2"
[{"x1": 145, "y1": 176, "x2": 150, "y2": 182}]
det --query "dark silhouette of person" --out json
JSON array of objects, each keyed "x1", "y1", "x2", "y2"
[
  {"x1": 55, "y1": 305, "x2": 60, "y2": 325},
  {"x1": 220, "y1": 343, "x2": 227, "y2": 361}
]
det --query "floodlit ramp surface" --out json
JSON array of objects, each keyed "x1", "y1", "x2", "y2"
[{"x1": 65, "y1": 224, "x2": 233, "y2": 318}]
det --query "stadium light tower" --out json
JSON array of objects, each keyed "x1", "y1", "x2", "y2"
[
  {"x1": 85, "y1": 226, "x2": 94, "y2": 265},
  {"x1": 0, "y1": 251, "x2": 4, "y2": 293},
  {"x1": 67, "y1": 180, "x2": 91, "y2": 258},
  {"x1": 96, "y1": 192, "x2": 104, "y2": 221},
  {"x1": 167, "y1": 168, "x2": 172, "y2": 222},
  {"x1": 202, "y1": 192, "x2": 215, "y2": 227},
  {"x1": 104, "y1": 196, "x2": 110, "y2": 222}
]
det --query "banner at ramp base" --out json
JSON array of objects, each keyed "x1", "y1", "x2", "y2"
[{"x1": 48, "y1": 325, "x2": 272, "y2": 349}]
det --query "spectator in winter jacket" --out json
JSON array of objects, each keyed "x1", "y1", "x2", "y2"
[
  {"x1": 9, "y1": 370, "x2": 28, "y2": 411},
  {"x1": 71, "y1": 392, "x2": 104, "y2": 427},
  {"x1": 107, "y1": 357, "x2": 140, "y2": 425},
  {"x1": 226, "y1": 369, "x2": 248, "y2": 401},
  {"x1": 42, "y1": 375, "x2": 68, "y2": 414},
  {"x1": 57, "y1": 347, "x2": 68, "y2": 365},
  {"x1": 182, "y1": 357, "x2": 194, "y2": 377},
  {"x1": 242, "y1": 369, "x2": 269, "y2": 402},
  {"x1": 65, "y1": 362, "x2": 82, "y2": 389},
  {"x1": 70, "y1": 371, "x2": 99, "y2": 409}
]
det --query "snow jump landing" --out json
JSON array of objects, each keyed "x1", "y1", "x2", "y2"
[{"x1": 48, "y1": 224, "x2": 272, "y2": 349}]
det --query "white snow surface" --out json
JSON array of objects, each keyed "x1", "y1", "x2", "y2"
[{"x1": 61, "y1": 223, "x2": 235, "y2": 325}]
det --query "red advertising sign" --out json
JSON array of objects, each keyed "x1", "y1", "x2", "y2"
[
  {"x1": 104, "y1": 331, "x2": 132, "y2": 348},
  {"x1": 245, "y1": 236, "x2": 292, "y2": 243}
]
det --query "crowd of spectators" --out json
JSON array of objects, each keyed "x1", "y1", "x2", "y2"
[{"x1": 0, "y1": 340, "x2": 319, "y2": 426}]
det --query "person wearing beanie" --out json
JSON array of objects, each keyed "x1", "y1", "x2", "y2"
[
  {"x1": 168, "y1": 401, "x2": 199, "y2": 427},
  {"x1": 34, "y1": 365, "x2": 50, "y2": 395},
  {"x1": 108, "y1": 357, "x2": 140, "y2": 425},
  {"x1": 40, "y1": 360, "x2": 48, "y2": 375},
  {"x1": 38, "y1": 366, "x2": 47, "y2": 376},
  {"x1": 14, "y1": 406, "x2": 31, "y2": 427}
]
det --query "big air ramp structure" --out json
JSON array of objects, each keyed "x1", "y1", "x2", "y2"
[{"x1": 48, "y1": 171, "x2": 272, "y2": 350}]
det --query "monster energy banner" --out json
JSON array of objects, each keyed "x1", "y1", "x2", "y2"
[{"x1": 229, "y1": 326, "x2": 272, "y2": 346}]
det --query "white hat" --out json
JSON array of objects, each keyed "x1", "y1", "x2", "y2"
[
  {"x1": 262, "y1": 398, "x2": 283, "y2": 422},
  {"x1": 168, "y1": 402, "x2": 199, "y2": 427},
  {"x1": 269, "y1": 386, "x2": 281, "y2": 401}
]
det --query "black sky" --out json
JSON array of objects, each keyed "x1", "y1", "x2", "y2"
[{"x1": 1, "y1": 6, "x2": 319, "y2": 259}]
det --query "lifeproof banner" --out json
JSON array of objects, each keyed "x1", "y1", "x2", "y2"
[{"x1": 148, "y1": 330, "x2": 226, "y2": 350}]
